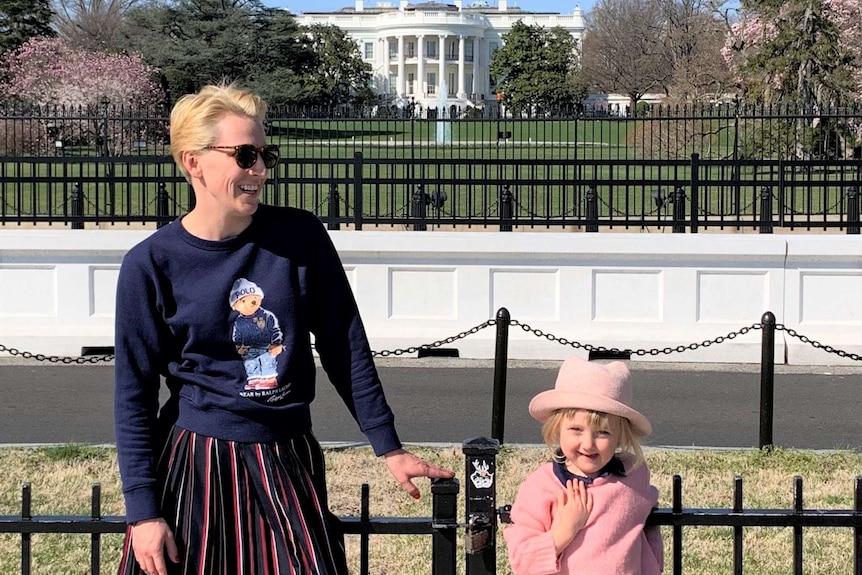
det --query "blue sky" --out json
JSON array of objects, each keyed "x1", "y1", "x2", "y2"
[{"x1": 269, "y1": 0, "x2": 595, "y2": 15}]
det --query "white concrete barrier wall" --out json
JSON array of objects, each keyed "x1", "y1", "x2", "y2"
[{"x1": 1, "y1": 230, "x2": 859, "y2": 365}]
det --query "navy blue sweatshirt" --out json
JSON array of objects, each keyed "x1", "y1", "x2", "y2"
[{"x1": 114, "y1": 205, "x2": 401, "y2": 524}]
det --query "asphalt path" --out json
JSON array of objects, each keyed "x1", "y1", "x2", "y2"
[{"x1": 1, "y1": 359, "x2": 860, "y2": 450}]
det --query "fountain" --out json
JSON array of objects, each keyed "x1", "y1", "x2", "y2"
[{"x1": 435, "y1": 80, "x2": 452, "y2": 144}]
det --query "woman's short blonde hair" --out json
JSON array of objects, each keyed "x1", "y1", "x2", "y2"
[
  {"x1": 541, "y1": 407, "x2": 645, "y2": 470},
  {"x1": 169, "y1": 83, "x2": 268, "y2": 181}
]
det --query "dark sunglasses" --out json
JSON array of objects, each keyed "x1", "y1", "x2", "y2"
[{"x1": 205, "y1": 144, "x2": 280, "y2": 169}]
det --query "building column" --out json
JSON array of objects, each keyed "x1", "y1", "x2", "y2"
[
  {"x1": 417, "y1": 35, "x2": 425, "y2": 98},
  {"x1": 472, "y1": 36, "x2": 480, "y2": 97},
  {"x1": 457, "y1": 35, "x2": 466, "y2": 98},
  {"x1": 438, "y1": 34, "x2": 447, "y2": 100},
  {"x1": 382, "y1": 36, "x2": 390, "y2": 95},
  {"x1": 397, "y1": 35, "x2": 405, "y2": 96}
]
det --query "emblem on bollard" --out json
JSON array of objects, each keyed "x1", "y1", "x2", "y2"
[{"x1": 470, "y1": 459, "x2": 494, "y2": 489}]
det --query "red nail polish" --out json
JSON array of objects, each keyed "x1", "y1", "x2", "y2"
[{"x1": 412, "y1": 493, "x2": 420, "y2": 500}]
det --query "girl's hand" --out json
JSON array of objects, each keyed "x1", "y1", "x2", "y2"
[{"x1": 551, "y1": 479, "x2": 593, "y2": 554}]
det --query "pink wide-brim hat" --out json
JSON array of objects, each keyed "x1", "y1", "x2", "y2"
[{"x1": 528, "y1": 357, "x2": 651, "y2": 436}]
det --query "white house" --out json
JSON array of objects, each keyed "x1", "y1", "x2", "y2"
[{"x1": 294, "y1": 1, "x2": 585, "y2": 112}]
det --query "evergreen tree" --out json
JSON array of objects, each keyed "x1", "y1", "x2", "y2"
[
  {"x1": 490, "y1": 21, "x2": 585, "y2": 116},
  {"x1": 301, "y1": 24, "x2": 373, "y2": 109},
  {"x1": 0, "y1": 0, "x2": 55, "y2": 55},
  {"x1": 123, "y1": 0, "x2": 314, "y2": 104}
]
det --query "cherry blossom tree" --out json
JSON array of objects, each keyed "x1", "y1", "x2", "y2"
[{"x1": 0, "y1": 37, "x2": 164, "y2": 154}]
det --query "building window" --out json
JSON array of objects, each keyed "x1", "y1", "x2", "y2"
[
  {"x1": 427, "y1": 72, "x2": 436, "y2": 94},
  {"x1": 389, "y1": 40, "x2": 397, "y2": 59},
  {"x1": 389, "y1": 74, "x2": 397, "y2": 94},
  {"x1": 364, "y1": 42, "x2": 374, "y2": 60},
  {"x1": 448, "y1": 73, "x2": 456, "y2": 95},
  {"x1": 447, "y1": 42, "x2": 457, "y2": 59},
  {"x1": 426, "y1": 40, "x2": 437, "y2": 58},
  {"x1": 407, "y1": 42, "x2": 415, "y2": 58},
  {"x1": 466, "y1": 42, "x2": 474, "y2": 61},
  {"x1": 408, "y1": 73, "x2": 415, "y2": 94}
]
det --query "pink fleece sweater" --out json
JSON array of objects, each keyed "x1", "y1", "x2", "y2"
[{"x1": 504, "y1": 456, "x2": 663, "y2": 575}]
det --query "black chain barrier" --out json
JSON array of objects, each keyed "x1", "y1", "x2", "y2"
[
  {"x1": 1, "y1": 318, "x2": 859, "y2": 363},
  {"x1": 0, "y1": 343, "x2": 114, "y2": 364},
  {"x1": 371, "y1": 320, "x2": 496, "y2": 357},
  {"x1": 509, "y1": 319, "x2": 763, "y2": 357}
]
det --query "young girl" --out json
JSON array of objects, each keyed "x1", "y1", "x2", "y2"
[{"x1": 504, "y1": 357, "x2": 663, "y2": 575}]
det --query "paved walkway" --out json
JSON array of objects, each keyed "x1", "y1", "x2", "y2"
[{"x1": 1, "y1": 358, "x2": 860, "y2": 450}]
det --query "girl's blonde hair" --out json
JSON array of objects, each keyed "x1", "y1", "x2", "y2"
[
  {"x1": 541, "y1": 408, "x2": 645, "y2": 470},
  {"x1": 169, "y1": 83, "x2": 268, "y2": 181}
]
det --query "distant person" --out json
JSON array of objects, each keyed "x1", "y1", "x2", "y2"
[
  {"x1": 114, "y1": 83, "x2": 454, "y2": 575},
  {"x1": 504, "y1": 357, "x2": 663, "y2": 575}
]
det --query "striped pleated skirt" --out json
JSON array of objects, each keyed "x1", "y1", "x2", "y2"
[{"x1": 117, "y1": 427, "x2": 348, "y2": 575}]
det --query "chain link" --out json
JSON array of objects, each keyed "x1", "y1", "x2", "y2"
[
  {"x1": 0, "y1": 343, "x2": 114, "y2": 364},
  {"x1": 372, "y1": 320, "x2": 496, "y2": 357},
  {"x1": 775, "y1": 324, "x2": 862, "y2": 362},
  {"x1": 509, "y1": 319, "x2": 764, "y2": 357},
  {"x1": 3, "y1": 318, "x2": 860, "y2": 363}
]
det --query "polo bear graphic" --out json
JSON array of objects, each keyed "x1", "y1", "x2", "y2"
[{"x1": 229, "y1": 278, "x2": 283, "y2": 391}]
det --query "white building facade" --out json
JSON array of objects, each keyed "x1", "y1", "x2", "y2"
[{"x1": 295, "y1": 0, "x2": 585, "y2": 112}]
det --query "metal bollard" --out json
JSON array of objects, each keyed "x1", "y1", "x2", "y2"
[
  {"x1": 327, "y1": 183, "x2": 340, "y2": 230},
  {"x1": 491, "y1": 308, "x2": 510, "y2": 445},
  {"x1": 156, "y1": 183, "x2": 169, "y2": 229},
  {"x1": 760, "y1": 311, "x2": 775, "y2": 449},
  {"x1": 847, "y1": 186, "x2": 859, "y2": 235},
  {"x1": 413, "y1": 184, "x2": 428, "y2": 231},
  {"x1": 70, "y1": 182, "x2": 84, "y2": 230},
  {"x1": 585, "y1": 186, "x2": 598, "y2": 232},
  {"x1": 500, "y1": 186, "x2": 513, "y2": 232},
  {"x1": 463, "y1": 437, "x2": 500, "y2": 575},
  {"x1": 760, "y1": 186, "x2": 773, "y2": 234},
  {"x1": 672, "y1": 186, "x2": 686, "y2": 233}
]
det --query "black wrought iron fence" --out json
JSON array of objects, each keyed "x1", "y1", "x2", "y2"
[
  {"x1": 0, "y1": 476, "x2": 459, "y2": 575},
  {"x1": 2, "y1": 102, "x2": 862, "y2": 231},
  {"x1": 2, "y1": 442, "x2": 860, "y2": 575},
  {"x1": 2, "y1": 153, "x2": 861, "y2": 232}
]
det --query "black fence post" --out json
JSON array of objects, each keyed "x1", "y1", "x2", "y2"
[
  {"x1": 492, "y1": 308, "x2": 510, "y2": 445},
  {"x1": 90, "y1": 483, "x2": 102, "y2": 575},
  {"x1": 463, "y1": 437, "x2": 500, "y2": 575},
  {"x1": 760, "y1": 186, "x2": 774, "y2": 234},
  {"x1": 500, "y1": 186, "x2": 513, "y2": 232},
  {"x1": 360, "y1": 484, "x2": 369, "y2": 575},
  {"x1": 585, "y1": 186, "x2": 598, "y2": 232},
  {"x1": 689, "y1": 153, "x2": 700, "y2": 233},
  {"x1": 760, "y1": 311, "x2": 775, "y2": 449},
  {"x1": 71, "y1": 182, "x2": 84, "y2": 230},
  {"x1": 431, "y1": 478, "x2": 460, "y2": 575},
  {"x1": 413, "y1": 184, "x2": 428, "y2": 231},
  {"x1": 21, "y1": 482, "x2": 31, "y2": 575},
  {"x1": 353, "y1": 151, "x2": 364, "y2": 231},
  {"x1": 672, "y1": 186, "x2": 686, "y2": 233},
  {"x1": 854, "y1": 477, "x2": 861, "y2": 575},
  {"x1": 847, "y1": 186, "x2": 859, "y2": 235},
  {"x1": 105, "y1": 163, "x2": 115, "y2": 218},
  {"x1": 327, "y1": 183, "x2": 340, "y2": 230},
  {"x1": 156, "y1": 183, "x2": 169, "y2": 229}
]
